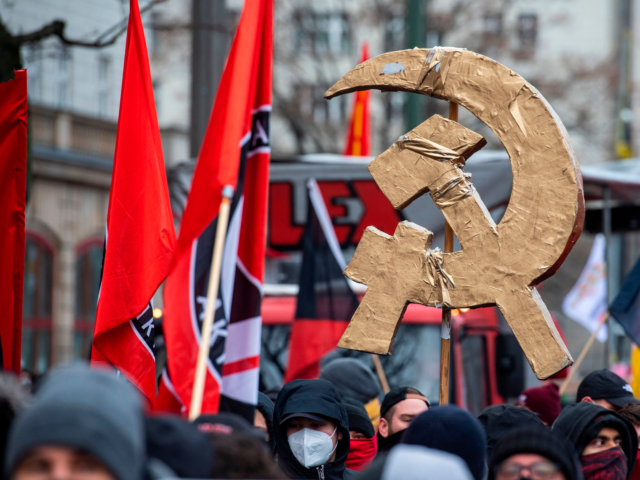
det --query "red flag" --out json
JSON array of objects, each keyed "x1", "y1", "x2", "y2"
[
  {"x1": 164, "y1": 0, "x2": 272, "y2": 419},
  {"x1": 155, "y1": 368, "x2": 184, "y2": 414},
  {"x1": 343, "y1": 44, "x2": 371, "y2": 156},
  {"x1": 91, "y1": 0, "x2": 176, "y2": 406},
  {"x1": 0, "y1": 70, "x2": 27, "y2": 374},
  {"x1": 284, "y1": 180, "x2": 359, "y2": 382}
]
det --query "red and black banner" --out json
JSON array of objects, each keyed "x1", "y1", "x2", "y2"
[
  {"x1": 164, "y1": 0, "x2": 272, "y2": 421},
  {"x1": 284, "y1": 179, "x2": 359, "y2": 382},
  {"x1": 0, "y1": 70, "x2": 27, "y2": 374},
  {"x1": 91, "y1": 0, "x2": 176, "y2": 406}
]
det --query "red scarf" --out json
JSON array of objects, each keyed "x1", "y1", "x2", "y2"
[
  {"x1": 346, "y1": 435, "x2": 378, "y2": 471},
  {"x1": 582, "y1": 448, "x2": 628, "y2": 480}
]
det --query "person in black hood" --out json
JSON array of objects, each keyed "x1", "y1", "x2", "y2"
[
  {"x1": 256, "y1": 392, "x2": 275, "y2": 453},
  {"x1": 274, "y1": 379, "x2": 356, "y2": 480},
  {"x1": 489, "y1": 426, "x2": 584, "y2": 480},
  {"x1": 478, "y1": 404, "x2": 545, "y2": 459},
  {"x1": 553, "y1": 402, "x2": 638, "y2": 480}
]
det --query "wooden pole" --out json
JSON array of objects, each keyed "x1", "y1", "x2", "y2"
[
  {"x1": 439, "y1": 102, "x2": 458, "y2": 405},
  {"x1": 189, "y1": 185, "x2": 234, "y2": 421},
  {"x1": 371, "y1": 354, "x2": 390, "y2": 393},
  {"x1": 559, "y1": 312, "x2": 609, "y2": 397}
]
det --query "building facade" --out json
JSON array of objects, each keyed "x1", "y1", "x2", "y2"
[{"x1": 3, "y1": 0, "x2": 640, "y2": 377}]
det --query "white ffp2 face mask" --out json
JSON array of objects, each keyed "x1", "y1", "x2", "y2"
[{"x1": 288, "y1": 427, "x2": 338, "y2": 468}]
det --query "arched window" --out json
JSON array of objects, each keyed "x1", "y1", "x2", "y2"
[
  {"x1": 74, "y1": 239, "x2": 103, "y2": 359},
  {"x1": 22, "y1": 233, "x2": 54, "y2": 374}
]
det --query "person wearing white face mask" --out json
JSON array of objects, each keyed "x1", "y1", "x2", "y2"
[{"x1": 274, "y1": 379, "x2": 357, "y2": 480}]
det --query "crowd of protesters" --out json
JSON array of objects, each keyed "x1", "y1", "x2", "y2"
[{"x1": 2, "y1": 361, "x2": 640, "y2": 480}]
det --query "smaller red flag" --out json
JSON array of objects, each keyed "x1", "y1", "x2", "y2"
[
  {"x1": 91, "y1": 0, "x2": 176, "y2": 406},
  {"x1": 0, "y1": 70, "x2": 27, "y2": 374},
  {"x1": 343, "y1": 44, "x2": 371, "y2": 157}
]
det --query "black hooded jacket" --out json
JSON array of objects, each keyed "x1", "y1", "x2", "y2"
[
  {"x1": 274, "y1": 379, "x2": 356, "y2": 480},
  {"x1": 552, "y1": 402, "x2": 638, "y2": 477}
]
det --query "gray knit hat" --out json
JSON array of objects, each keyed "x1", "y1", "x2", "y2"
[{"x1": 5, "y1": 364, "x2": 145, "y2": 480}]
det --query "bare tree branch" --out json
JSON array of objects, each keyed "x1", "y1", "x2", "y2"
[{"x1": 13, "y1": 0, "x2": 165, "y2": 48}]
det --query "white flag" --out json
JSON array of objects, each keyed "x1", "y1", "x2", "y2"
[{"x1": 562, "y1": 234, "x2": 608, "y2": 342}]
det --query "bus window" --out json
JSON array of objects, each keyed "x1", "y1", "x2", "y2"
[
  {"x1": 460, "y1": 334, "x2": 488, "y2": 415},
  {"x1": 260, "y1": 323, "x2": 441, "y2": 401}
]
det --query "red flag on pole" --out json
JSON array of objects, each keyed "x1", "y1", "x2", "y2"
[
  {"x1": 164, "y1": 0, "x2": 272, "y2": 420},
  {"x1": 343, "y1": 44, "x2": 371, "y2": 156},
  {"x1": 0, "y1": 70, "x2": 27, "y2": 374},
  {"x1": 91, "y1": 0, "x2": 176, "y2": 406}
]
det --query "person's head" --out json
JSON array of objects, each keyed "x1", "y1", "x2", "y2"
[
  {"x1": 488, "y1": 426, "x2": 582, "y2": 480},
  {"x1": 516, "y1": 383, "x2": 562, "y2": 426},
  {"x1": 343, "y1": 398, "x2": 377, "y2": 471},
  {"x1": 208, "y1": 432, "x2": 287, "y2": 479},
  {"x1": 478, "y1": 404, "x2": 545, "y2": 459},
  {"x1": 319, "y1": 358, "x2": 382, "y2": 429},
  {"x1": 0, "y1": 374, "x2": 30, "y2": 474},
  {"x1": 193, "y1": 412, "x2": 262, "y2": 439},
  {"x1": 144, "y1": 415, "x2": 212, "y2": 478},
  {"x1": 401, "y1": 405, "x2": 486, "y2": 480},
  {"x1": 378, "y1": 387, "x2": 429, "y2": 439},
  {"x1": 6, "y1": 365, "x2": 144, "y2": 480},
  {"x1": 359, "y1": 445, "x2": 473, "y2": 480},
  {"x1": 256, "y1": 392, "x2": 275, "y2": 453},
  {"x1": 577, "y1": 370, "x2": 640, "y2": 411},
  {"x1": 274, "y1": 379, "x2": 350, "y2": 479},
  {"x1": 619, "y1": 403, "x2": 640, "y2": 446},
  {"x1": 552, "y1": 402, "x2": 637, "y2": 480}
]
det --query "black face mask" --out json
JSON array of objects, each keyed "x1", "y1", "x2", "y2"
[{"x1": 377, "y1": 429, "x2": 405, "y2": 453}]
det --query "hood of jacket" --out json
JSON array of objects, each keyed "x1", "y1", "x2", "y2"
[
  {"x1": 552, "y1": 402, "x2": 638, "y2": 477},
  {"x1": 274, "y1": 379, "x2": 351, "y2": 480}
]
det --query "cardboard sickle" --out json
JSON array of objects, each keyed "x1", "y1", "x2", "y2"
[{"x1": 325, "y1": 48, "x2": 584, "y2": 379}]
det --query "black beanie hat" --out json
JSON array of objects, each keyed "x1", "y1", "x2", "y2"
[
  {"x1": 320, "y1": 358, "x2": 382, "y2": 404},
  {"x1": 401, "y1": 406, "x2": 486, "y2": 480},
  {"x1": 5, "y1": 365, "x2": 144, "y2": 480},
  {"x1": 489, "y1": 426, "x2": 583, "y2": 480},
  {"x1": 145, "y1": 415, "x2": 213, "y2": 478},
  {"x1": 343, "y1": 398, "x2": 375, "y2": 438},
  {"x1": 478, "y1": 404, "x2": 545, "y2": 459}
]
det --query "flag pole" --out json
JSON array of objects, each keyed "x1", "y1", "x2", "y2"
[
  {"x1": 439, "y1": 101, "x2": 457, "y2": 405},
  {"x1": 189, "y1": 185, "x2": 235, "y2": 420},
  {"x1": 559, "y1": 312, "x2": 609, "y2": 397},
  {"x1": 371, "y1": 354, "x2": 390, "y2": 393}
]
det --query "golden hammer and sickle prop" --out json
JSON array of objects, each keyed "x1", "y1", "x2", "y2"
[{"x1": 325, "y1": 48, "x2": 584, "y2": 379}]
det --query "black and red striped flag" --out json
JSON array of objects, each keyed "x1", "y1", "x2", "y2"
[
  {"x1": 284, "y1": 179, "x2": 359, "y2": 382},
  {"x1": 91, "y1": 0, "x2": 176, "y2": 406},
  {"x1": 163, "y1": 0, "x2": 272, "y2": 421}
]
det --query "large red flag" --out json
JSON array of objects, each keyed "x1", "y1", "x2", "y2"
[
  {"x1": 0, "y1": 70, "x2": 27, "y2": 374},
  {"x1": 91, "y1": 0, "x2": 176, "y2": 406},
  {"x1": 164, "y1": 0, "x2": 272, "y2": 420},
  {"x1": 343, "y1": 44, "x2": 371, "y2": 156}
]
